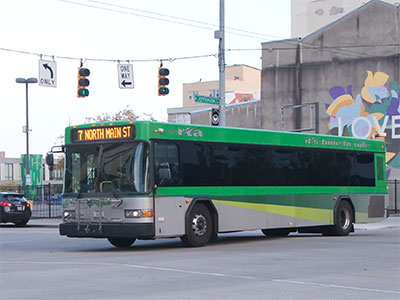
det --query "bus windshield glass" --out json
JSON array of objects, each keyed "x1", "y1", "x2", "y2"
[{"x1": 64, "y1": 142, "x2": 149, "y2": 195}]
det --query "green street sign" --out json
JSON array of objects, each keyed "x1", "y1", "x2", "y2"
[{"x1": 194, "y1": 95, "x2": 220, "y2": 105}]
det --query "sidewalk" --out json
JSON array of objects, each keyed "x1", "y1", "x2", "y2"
[
  {"x1": 28, "y1": 218, "x2": 61, "y2": 228},
  {"x1": 354, "y1": 215, "x2": 400, "y2": 231},
  {"x1": 27, "y1": 216, "x2": 400, "y2": 230}
]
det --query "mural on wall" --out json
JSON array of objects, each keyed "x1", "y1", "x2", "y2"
[{"x1": 326, "y1": 71, "x2": 399, "y2": 179}]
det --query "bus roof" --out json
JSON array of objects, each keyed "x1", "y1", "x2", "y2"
[{"x1": 65, "y1": 120, "x2": 386, "y2": 153}]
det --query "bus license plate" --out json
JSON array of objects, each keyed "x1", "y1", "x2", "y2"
[{"x1": 94, "y1": 211, "x2": 104, "y2": 218}]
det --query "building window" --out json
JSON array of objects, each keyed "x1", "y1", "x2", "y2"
[
  {"x1": 5, "y1": 163, "x2": 13, "y2": 180},
  {"x1": 209, "y1": 89, "x2": 219, "y2": 98},
  {"x1": 170, "y1": 114, "x2": 191, "y2": 124},
  {"x1": 189, "y1": 91, "x2": 199, "y2": 103}
]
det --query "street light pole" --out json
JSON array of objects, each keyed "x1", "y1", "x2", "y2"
[{"x1": 16, "y1": 77, "x2": 37, "y2": 185}]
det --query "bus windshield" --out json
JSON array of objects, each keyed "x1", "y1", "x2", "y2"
[{"x1": 64, "y1": 142, "x2": 149, "y2": 195}]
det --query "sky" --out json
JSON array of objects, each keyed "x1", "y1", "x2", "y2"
[{"x1": 0, "y1": 0, "x2": 291, "y2": 158}]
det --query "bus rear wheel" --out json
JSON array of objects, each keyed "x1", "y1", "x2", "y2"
[
  {"x1": 107, "y1": 237, "x2": 136, "y2": 248},
  {"x1": 181, "y1": 203, "x2": 213, "y2": 247},
  {"x1": 324, "y1": 201, "x2": 354, "y2": 236}
]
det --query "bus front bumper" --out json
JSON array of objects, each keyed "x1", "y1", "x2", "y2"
[{"x1": 59, "y1": 222, "x2": 154, "y2": 239}]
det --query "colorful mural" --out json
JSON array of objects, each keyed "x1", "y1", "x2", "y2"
[{"x1": 326, "y1": 71, "x2": 399, "y2": 179}]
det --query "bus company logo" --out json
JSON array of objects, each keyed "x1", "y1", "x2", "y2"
[{"x1": 178, "y1": 127, "x2": 203, "y2": 138}]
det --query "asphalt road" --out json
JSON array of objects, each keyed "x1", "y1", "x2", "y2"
[{"x1": 0, "y1": 221, "x2": 399, "y2": 300}]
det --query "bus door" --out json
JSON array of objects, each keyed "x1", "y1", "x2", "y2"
[{"x1": 153, "y1": 142, "x2": 187, "y2": 237}]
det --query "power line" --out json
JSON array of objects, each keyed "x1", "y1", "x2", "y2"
[
  {"x1": 86, "y1": 0, "x2": 287, "y2": 41},
  {"x1": 58, "y1": 0, "x2": 287, "y2": 41},
  {"x1": 57, "y1": 0, "x2": 377, "y2": 59},
  {"x1": 0, "y1": 46, "x2": 217, "y2": 63},
  {"x1": 229, "y1": 43, "x2": 400, "y2": 51},
  {"x1": 1, "y1": 42, "x2": 398, "y2": 64}
]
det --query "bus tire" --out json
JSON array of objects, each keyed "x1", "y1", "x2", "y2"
[
  {"x1": 107, "y1": 237, "x2": 136, "y2": 248},
  {"x1": 261, "y1": 228, "x2": 291, "y2": 237},
  {"x1": 181, "y1": 203, "x2": 213, "y2": 247},
  {"x1": 324, "y1": 201, "x2": 354, "y2": 236}
]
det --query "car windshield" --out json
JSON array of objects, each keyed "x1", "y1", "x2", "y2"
[{"x1": 64, "y1": 142, "x2": 150, "y2": 195}]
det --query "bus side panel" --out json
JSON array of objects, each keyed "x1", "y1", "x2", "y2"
[
  {"x1": 350, "y1": 194, "x2": 388, "y2": 223},
  {"x1": 213, "y1": 194, "x2": 334, "y2": 232},
  {"x1": 213, "y1": 200, "x2": 267, "y2": 232},
  {"x1": 154, "y1": 196, "x2": 189, "y2": 238}
]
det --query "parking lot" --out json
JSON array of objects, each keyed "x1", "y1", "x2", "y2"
[{"x1": 1, "y1": 218, "x2": 399, "y2": 300}]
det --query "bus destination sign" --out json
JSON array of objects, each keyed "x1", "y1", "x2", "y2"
[{"x1": 71, "y1": 125, "x2": 135, "y2": 143}]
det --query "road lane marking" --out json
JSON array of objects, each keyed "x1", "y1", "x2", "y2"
[
  {"x1": 1, "y1": 260, "x2": 399, "y2": 295},
  {"x1": 272, "y1": 279, "x2": 400, "y2": 295}
]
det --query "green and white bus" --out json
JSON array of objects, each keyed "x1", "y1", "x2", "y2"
[{"x1": 48, "y1": 121, "x2": 388, "y2": 247}]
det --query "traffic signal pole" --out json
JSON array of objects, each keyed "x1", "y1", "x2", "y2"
[{"x1": 217, "y1": 0, "x2": 226, "y2": 126}]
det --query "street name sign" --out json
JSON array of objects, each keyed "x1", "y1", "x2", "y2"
[
  {"x1": 39, "y1": 59, "x2": 57, "y2": 87},
  {"x1": 194, "y1": 95, "x2": 220, "y2": 105},
  {"x1": 118, "y1": 64, "x2": 134, "y2": 89}
]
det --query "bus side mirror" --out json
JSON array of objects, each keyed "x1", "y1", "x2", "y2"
[
  {"x1": 46, "y1": 152, "x2": 54, "y2": 171},
  {"x1": 159, "y1": 162, "x2": 171, "y2": 181}
]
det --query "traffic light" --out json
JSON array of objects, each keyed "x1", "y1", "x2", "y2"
[
  {"x1": 77, "y1": 67, "x2": 90, "y2": 98},
  {"x1": 158, "y1": 67, "x2": 169, "y2": 96}
]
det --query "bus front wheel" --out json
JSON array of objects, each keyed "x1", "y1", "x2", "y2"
[
  {"x1": 324, "y1": 201, "x2": 354, "y2": 236},
  {"x1": 107, "y1": 237, "x2": 136, "y2": 248},
  {"x1": 181, "y1": 203, "x2": 213, "y2": 247}
]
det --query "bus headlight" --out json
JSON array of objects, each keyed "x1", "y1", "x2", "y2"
[
  {"x1": 125, "y1": 210, "x2": 141, "y2": 218},
  {"x1": 124, "y1": 209, "x2": 154, "y2": 218},
  {"x1": 63, "y1": 210, "x2": 75, "y2": 220}
]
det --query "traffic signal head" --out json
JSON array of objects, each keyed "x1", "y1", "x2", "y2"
[
  {"x1": 77, "y1": 67, "x2": 90, "y2": 98},
  {"x1": 158, "y1": 67, "x2": 169, "y2": 96}
]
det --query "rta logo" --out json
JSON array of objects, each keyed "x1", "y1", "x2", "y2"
[{"x1": 178, "y1": 128, "x2": 203, "y2": 138}]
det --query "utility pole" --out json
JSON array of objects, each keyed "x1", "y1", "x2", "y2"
[{"x1": 215, "y1": 0, "x2": 226, "y2": 126}]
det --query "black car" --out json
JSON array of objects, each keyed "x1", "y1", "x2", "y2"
[{"x1": 0, "y1": 193, "x2": 32, "y2": 226}]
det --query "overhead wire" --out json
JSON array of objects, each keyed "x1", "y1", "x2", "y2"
[
  {"x1": 3, "y1": 0, "x2": 398, "y2": 64},
  {"x1": 1, "y1": 41, "x2": 398, "y2": 65},
  {"x1": 84, "y1": 0, "x2": 285, "y2": 41},
  {"x1": 58, "y1": 0, "x2": 376, "y2": 59}
]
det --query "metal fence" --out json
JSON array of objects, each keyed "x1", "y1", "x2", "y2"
[
  {"x1": 0, "y1": 184, "x2": 63, "y2": 219},
  {"x1": 388, "y1": 179, "x2": 399, "y2": 216}
]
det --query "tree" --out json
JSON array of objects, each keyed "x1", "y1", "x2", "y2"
[{"x1": 85, "y1": 105, "x2": 154, "y2": 123}]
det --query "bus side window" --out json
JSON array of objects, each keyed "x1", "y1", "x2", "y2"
[{"x1": 154, "y1": 143, "x2": 181, "y2": 186}]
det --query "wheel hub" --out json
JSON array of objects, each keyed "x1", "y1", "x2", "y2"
[
  {"x1": 340, "y1": 207, "x2": 351, "y2": 230},
  {"x1": 192, "y1": 214, "x2": 207, "y2": 236}
]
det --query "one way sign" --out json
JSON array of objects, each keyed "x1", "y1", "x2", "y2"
[{"x1": 118, "y1": 64, "x2": 134, "y2": 89}]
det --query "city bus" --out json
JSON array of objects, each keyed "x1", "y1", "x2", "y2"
[{"x1": 47, "y1": 120, "x2": 388, "y2": 247}]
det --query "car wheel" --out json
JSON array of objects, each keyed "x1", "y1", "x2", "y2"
[
  {"x1": 14, "y1": 220, "x2": 28, "y2": 227},
  {"x1": 181, "y1": 203, "x2": 213, "y2": 247},
  {"x1": 107, "y1": 237, "x2": 136, "y2": 248}
]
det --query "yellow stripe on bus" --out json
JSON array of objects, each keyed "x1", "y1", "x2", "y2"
[{"x1": 213, "y1": 199, "x2": 332, "y2": 224}]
